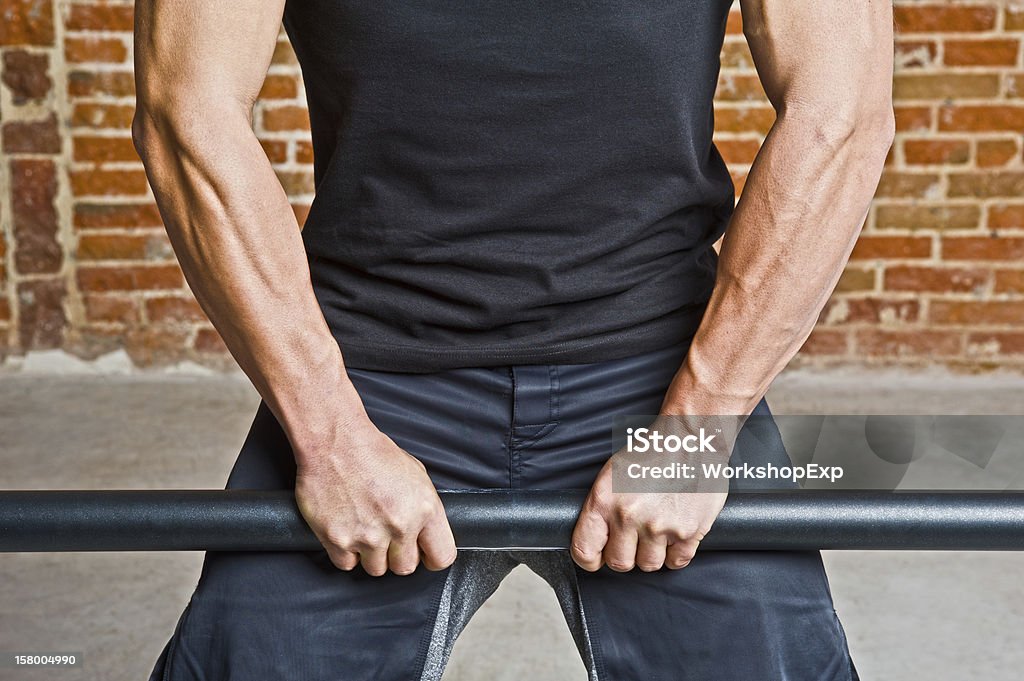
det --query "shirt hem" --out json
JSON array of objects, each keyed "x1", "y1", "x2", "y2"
[{"x1": 332, "y1": 307, "x2": 706, "y2": 373}]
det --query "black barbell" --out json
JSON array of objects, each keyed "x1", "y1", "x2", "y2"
[{"x1": 1, "y1": 489, "x2": 1022, "y2": 552}]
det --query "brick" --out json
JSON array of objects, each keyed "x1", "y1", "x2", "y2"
[
  {"x1": 875, "y1": 172, "x2": 941, "y2": 199},
  {"x1": 0, "y1": 0, "x2": 54, "y2": 45},
  {"x1": 893, "y1": 74, "x2": 1000, "y2": 100},
  {"x1": 895, "y1": 40, "x2": 937, "y2": 69},
  {"x1": 1010, "y1": 6, "x2": 1024, "y2": 31},
  {"x1": 259, "y1": 75, "x2": 299, "y2": 99},
  {"x1": 988, "y1": 204, "x2": 1024, "y2": 229},
  {"x1": 713, "y1": 106, "x2": 775, "y2": 135},
  {"x1": 11, "y1": 158, "x2": 62, "y2": 275},
  {"x1": 124, "y1": 327, "x2": 190, "y2": 367},
  {"x1": 850, "y1": 236, "x2": 932, "y2": 260},
  {"x1": 0, "y1": 297, "x2": 10, "y2": 322},
  {"x1": 1007, "y1": 73, "x2": 1024, "y2": 99},
  {"x1": 822, "y1": 298, "x2": 920, "y2": 325},
  {"x1": 798, "y1": 329, "x2": 849, "y2": 356},
  {"x1": 272, "y1": 40, "x2": 297, "y2": 65},
  {"x1": 70, "y1": 169, "x2": 149, "y2": 196},
  {"x1": 730, "y1": 169, "x2": 748, "y2": 195},
  {"x1": 893, "y1": 6, "x2": 997, "y2": 33},
  {"x1": 944, "y1": 39, "x2": 1020, "y2": 66},
  {"x1": 275, "y1": 170, "x2": 314, "y2": 195},
  {"x1": 948, "y1": 172, "x2": 1024, "y2": 198},
  {"x1": 835, "y1": 268, "x2": 876, "y2": 293},
  {"x1": 939, "y1": 105, "x2": 1024, "y2": 132},
  {"x1": 2, "y1": 113, "x2": 61, "y2": 154},
  {"x1": 883, "y1": 266, "x2": 989, "y2": 293},
  {"x1": 295, "y1": 140, "x2": 314, "y2": 164},
  {"x1": 65, "y1": 36, "x2": 127, "y2": 63},
  {"x1": 292, "y1": 203, "x2": 311, "y2": 227},
  {"x1": 942, "y1": 236, "x2": 1024, "y2": 261},
  {"x1": 977, "y1": 139, "x2": 1019, "y2": 168},
  {"x1": 716, "y1": 74, "x2": 766, "y2": 102},
  {"x1": 715, "y1": 139, "x2": 761, "y2": 165},
  {"x1": 720, "y1": 41, "x2": 753, "y2": 69},
  {"x1": 77, "y1": 264, "x2": 183, "y2": 292},
  {"x1": 259, "y1": 139, "x2": 288, "y2": 164},
  {"x1": 66, "y1": 2, "x2": 134, "y2": 31},
  {"x1": 1, "y1": 50, "x2": 50, "y2": 101},
  {"x1": 73, "y1": 136, "x2": 140, "y2": 163},
  {"x1": 725, "y1": 9, "x2": 742, "y2": 35},
  {"x1": 83, "y1": 294, "x2": 138, "y2": 324},
  {"x1": 73, "y1": 202, "x2": 163, "y2": 229},
  {"x1": 194, "y1": 327, "x2": 229, "y2": 353},
  {"x1": 930, "y1": 300, "x2": 1024, "y2": 325},
  {"x1": 967, "y1": 333, "x2": 1024, "y2": 356},
  {"x1": 67, "y1": 70, "x2": 135, "y2": 97},
  {"x1": 894, "y1": 106, "x2": 932, "y2": 133},
  {"x1": 145, "y1": 296, "x2": 208, "y2": 323},
  {"x1": 71, "y1": 103, "x2": 136, "y2": 128},
  {"x1": 903, "y1": 139, "x2": 970, "y2": 165},
  {"x1": 17, "y1": 279, "x2": 66, "y2": 349},
  {"x1": 874, "y1": 204, "x2": 980, "y2": 231},
  {"x1": 856, "y1": 330, "x2": 963, "y2": 357},
  {"x1": 76, "y1": 233, "x2": 162, "y2": 260},
  {"x1": 994, "y1": 270, "x2": 1024, "y2": 293},
  {"x1": 262, "y1": 105, "x2": 310, "y2": 131},
  {"x1": 883, "y1": 146, "x2": 895, "y2": 167}
]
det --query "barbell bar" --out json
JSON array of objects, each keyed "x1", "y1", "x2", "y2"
[{"x1": 0, "y1": 489, "x2": 1022, "y2": 552}]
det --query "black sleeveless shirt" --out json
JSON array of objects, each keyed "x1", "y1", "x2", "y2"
[{"x1": 282, "y1": 1, "x2": 736, "y2": 372}]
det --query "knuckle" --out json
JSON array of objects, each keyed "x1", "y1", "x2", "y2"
[
  {"x1": 637, "y1": 561, "x2": 663, "y2": 572},
  {"x1": 571, "y1": 541, "x2": 597, "y2": 561},
  {"x1": 612, "y1": 505, "x2": 637, "y2": 526},
  {"x1": 328, "y1": 553, "x2": 356, "y2": 571},
  {"x1": 363, "y1": 562, "x2": 387, "y2": 577},
  {"x1": 668, "y1": 558, "x2": 691, "y2": 570},
  {"x1": 323, "y1": 528, "x2": 352, "y2": 549},
  {"x1": 606, "y1": 559, "x2": 634, "y2": 572},
  {"x1": 641, "y1": 519, "x2": 666, "y2": 537}
]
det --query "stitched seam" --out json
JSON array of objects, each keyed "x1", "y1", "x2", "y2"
[
  {"x1": 413, "y1": 568, "x2": 453, "y2": 681},
  {"x1": 507, "y1": 367, "x2": 518, "y2": 488}
]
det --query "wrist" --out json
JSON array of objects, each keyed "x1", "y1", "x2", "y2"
[{"x1": 659, "y1": 360, "x2": 762, "y2": 417}]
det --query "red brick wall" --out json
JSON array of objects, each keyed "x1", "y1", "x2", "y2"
[{"x1": 1, "y1": 1, "x2": 1022, "y2": 372}]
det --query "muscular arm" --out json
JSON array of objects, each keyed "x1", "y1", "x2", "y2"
[
  {"x1": 662, "y1": 0, "x2": 895, "y2": 417},
  {"x1": 131, "y1": 0, "x2": 360, "y2": 452},
  {"x1": 133, "y1": 0, "x2": 455, "y2": 576},
  {"x1": 572, "y1": 0, "x2": 894, "y2": 572}
]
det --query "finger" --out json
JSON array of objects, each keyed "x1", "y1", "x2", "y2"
[
  {"x1": 635, "y1": 535, "x2": 668, "y2": 572},
  {"x1": 359, "y1": 544, "x2": 389, "y2": 577},
  {"x1": 666, "y1": 539, "x2": 699, "y2": 570},
  {"x1": 571, "y1": 508, "x2": 609, "y2": 572},
  {"x1": 387, "y1": 534, "x2": 421, "y2": 576},
  {"x1": 602, "y1": 526, "x2": 639, "y2": 572},
  {"x1": 326, "y1": 548, "x2": 359, "y2": 571},
  {"x1": 418, "y1": 516, "x2": 458, "y2": 571}
]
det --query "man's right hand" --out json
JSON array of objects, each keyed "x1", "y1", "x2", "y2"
[{"x1": 294, "y1": 417, "x2": 457, "y2": 577}]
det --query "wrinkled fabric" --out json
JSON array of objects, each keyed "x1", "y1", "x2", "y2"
[{"x1": 148, "y1": 343, "x2": 859, "y2": 680}]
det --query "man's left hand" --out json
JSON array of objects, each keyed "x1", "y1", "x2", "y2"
[{"x1": 570, "y1": 457, "x2": 727, "y2": 572}]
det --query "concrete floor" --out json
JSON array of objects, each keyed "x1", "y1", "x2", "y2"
[{"x1": 1, "y1": 352, "x2": 1023, "y2": 681}]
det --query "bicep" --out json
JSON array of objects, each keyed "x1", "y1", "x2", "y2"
[
  {"x1": 133, "y1": 0, "x2": 287, "y2": 115},
  {"x1": 738, "y1": 0, "x2": 893, "y2": 121}
]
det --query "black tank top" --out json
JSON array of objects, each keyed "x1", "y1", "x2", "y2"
[{"x1": 282, "y1": 1, "x2": 736, "y2": 372}]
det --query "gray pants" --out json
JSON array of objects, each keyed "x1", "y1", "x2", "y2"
[{"x1": 148, "y1": 343, "x2": 859, "y2": 680}]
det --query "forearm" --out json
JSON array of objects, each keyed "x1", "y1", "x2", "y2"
[
  {"x1": 133, "y1": 102, "x2": 367, "y2": 462},
  {"x1": 662, "y1": 109, "x2": 893, "y2": 416}
]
